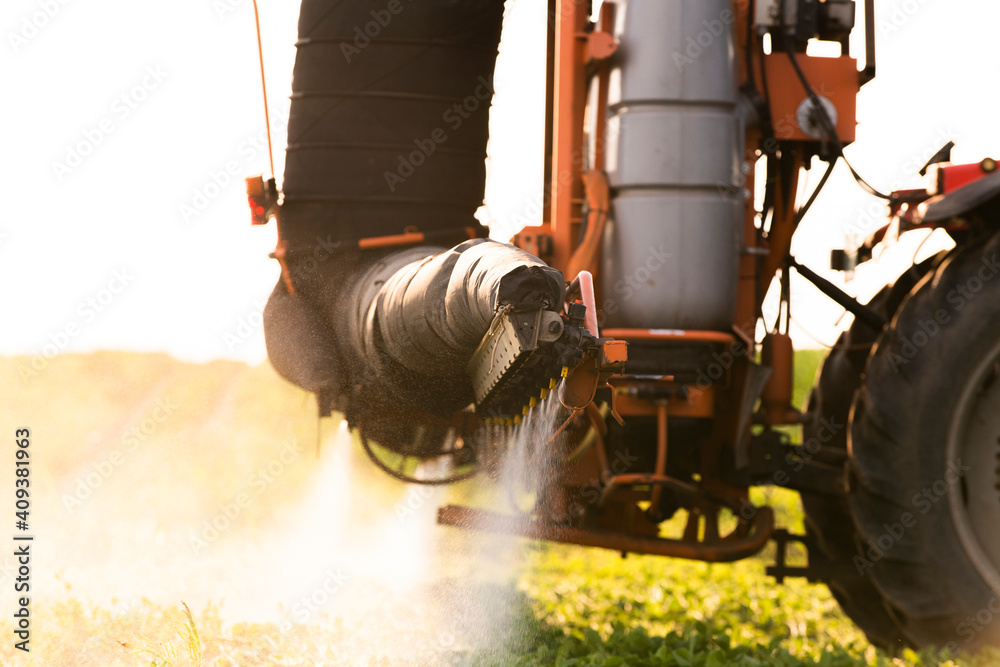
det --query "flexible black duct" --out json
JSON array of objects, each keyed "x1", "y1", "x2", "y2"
[
  {"x1": 263, "y1": 0, "x2": 570, "y2": 454},
  {"x1": 352, "y1": 239, "x2": 565, "y2": 380},
  {"x1": 280, "y1": 0, "x2": 505, "y2": 246},
  {"x1": 334, "y1": 239, "x2": 565, "y2": 454}
]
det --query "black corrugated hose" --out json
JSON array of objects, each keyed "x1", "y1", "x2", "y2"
[{"x1": 263, "y1": 0, "x2": 568, "y2": 455}]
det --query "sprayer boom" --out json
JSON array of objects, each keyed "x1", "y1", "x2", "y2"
[{"x1": 469, "y1": 303, "x2": 599, "y2": 422}]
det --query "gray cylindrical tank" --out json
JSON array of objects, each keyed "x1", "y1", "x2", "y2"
[{"x1": 601, "y1": 0, "x2": 744, "y2": 330}]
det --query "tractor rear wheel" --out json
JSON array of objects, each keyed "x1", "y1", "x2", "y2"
[
  {"x1": 801, "y1": 259, "x2": 937, "y2": 650},
  {"x1": 848, "y1": 230, "x2": 1000, "y2": 652}
]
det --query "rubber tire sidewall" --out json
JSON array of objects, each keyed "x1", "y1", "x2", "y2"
[
  {"x1": 848, "y1": 232, "x2": 1000, "y2": 652},
  {"x1": 800, "y1": 258, "x2": 939, "y2": 650}
]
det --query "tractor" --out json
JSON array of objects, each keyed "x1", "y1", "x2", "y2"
[{"x1": 248, "y1": 0, "x2": 1000, "y2": 652}]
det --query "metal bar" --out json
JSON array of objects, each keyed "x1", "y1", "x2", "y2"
[
  {"x1": 648, "y1": 403, "x2": 669, "y2": 516},
  {"x1": 597, "y1": 473, "x2": 701, "y2": 509},
  {"x1": 541, "y1": 0, "x2": 556, "y2": 224},
  {"x1": 585, "y1": 402, "x2": 610, "y2": 476},
  {"x1": 600, "y1": 329, "x2": 737, "y2": 345},
  {"x1": 860, "y1": 0, "x2": 877, "y2": 86},
  {"x1": 549, "y1": 0, "x2": 588, "y2": 272},
  {"x1": 437, "y1": 505, "x2": 774, "y2": 562},
  {"x1": 788, "y1": 256, "x2": 886, "y2": 330},
  {"x1": 762, "y1": 152, "x2": 803, "y2": 284}
]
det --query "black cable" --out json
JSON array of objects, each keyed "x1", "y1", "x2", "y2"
[
  {"x1": 783, "y1": 42, "x2": 839, "y2": 142},
  {"x1": 783, "y1": 42, "x2": 892, "y2": 201},
  {"x1": 845, "y1": 156, "x2": 892, "y2": 200},
  {"x1": 745, "y1": 4, "x2": 757, "y2": 90},
  {"x1": 760, "y1": 28, "x2": 773, "y2": 118},
  {"x1": 793, "y1": 155, "x2": 838, "y2": 224},
  {"x1": 781, "y1": 258, "x2": 791, "y2": 334},
  {"x1": 787, "y1": 256, "x2": 887, "y2": 330},
  {"x1": 757, "y1": 41, "x2": 778, "y2": 237},
  {"x1": 758, "y1": 34, "x2": 777, "y2": 233},
  {"x1": 743, "y1": 4, "x2": 776, "y2": 159},
  {"x1": 359, "y1": 430, "x2": 481, "y2": 486}
]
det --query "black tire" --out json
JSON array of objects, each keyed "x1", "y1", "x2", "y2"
[
  {"x1": 848, "y1": 231, "x2": 1000, "y2": 652},
  {"x1": 801, "y1": 260, "x2": 936, "y2": 650}
]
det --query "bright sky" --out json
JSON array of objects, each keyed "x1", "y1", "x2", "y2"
[{"x1": 3, "y1": 0, "x2": 999, "y2": 367}]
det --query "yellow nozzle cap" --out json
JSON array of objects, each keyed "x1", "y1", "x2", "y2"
[
  {"x1": 561, "y1": 366, "x2": 569, "y2": 378},
  {"x1": 549, "y1": 378, "x2": 558, "y2": 389},
  {"x1": 540, "y1": 388, "x2": 548, "y2": 400}
]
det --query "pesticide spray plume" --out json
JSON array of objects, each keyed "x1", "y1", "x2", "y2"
[
  {"x1": 28, "y1": 382, "x2": 569, "y2": 666},
  {"x1": 257, "y1": 407, "x2": 574, "y2": 665}
]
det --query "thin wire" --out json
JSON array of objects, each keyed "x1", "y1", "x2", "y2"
[
  {"x1": 359, "y1": 430, "x2": 481, "y2": 486},
  {"x1": 252, "y1": 0, "x2": 276, "y2": 177},
  {"x1": 546, "y1": 406, "x2": 582, "y2": 446},
  {"x1": 783, "y1": 45, "x2": 890, "y2": 201},
  {"x1": 794, "y1": 157, "x2": 837, "y2": 224},
  {"x1": 910, "y1": 228, "x2": 939, "y2": 266},
  {"x1": 789, "y1": 314, "x2": 838, "y2": 349}
]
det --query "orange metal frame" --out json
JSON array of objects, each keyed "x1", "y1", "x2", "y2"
[
  {"x1": 491, "y1": 0, "x2": 768, "y2": 561},
  {"x1": 547, "y1": 0, "x2": 589, "y2": 273},
  {"x1": 438, "y1": 504, "x2": 774, "y2": 563},
  {"x1": 479, "y1": 0, "x2": 865, "y2": 560},
  {"x1": 515, "y1": 0, "x2": 614, "y2": 285}
]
